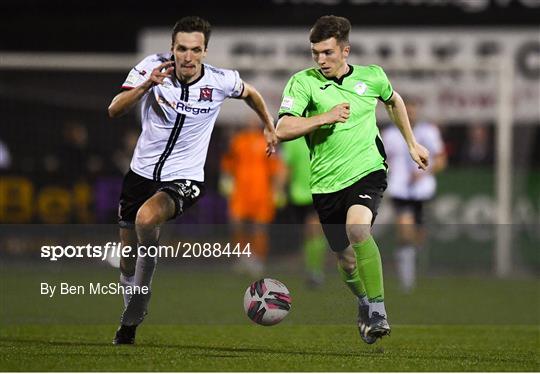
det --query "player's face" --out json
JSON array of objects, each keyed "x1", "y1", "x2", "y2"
[
  {"x1": 172, "y1": 32, "x2": 207, "y2": 82},
  {"x1": 311, "y1": 37, "x2": 350, "y2": 78}
]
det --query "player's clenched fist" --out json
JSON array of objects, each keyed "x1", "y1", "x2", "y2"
[
  {"x1": 264, "y1": 127, "x2": 278, "y2": 156},
  {"x1": 325, "y1": 103, "x2": 350, "y2": 124},
  {"x1": 148, "y1": 61, "x2": 174, "y2": 86},
  {"x1": 409, "y1": 142, "x2": 430, "y2": 170}
]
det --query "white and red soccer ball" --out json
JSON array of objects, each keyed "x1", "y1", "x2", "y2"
[{"x1": 243, "y1": 278, "x2": 292, "y2": 326}]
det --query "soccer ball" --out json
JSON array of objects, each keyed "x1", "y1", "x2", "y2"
[{"x1": 243, "y1": 278, "x2": 292, "y2": 326}]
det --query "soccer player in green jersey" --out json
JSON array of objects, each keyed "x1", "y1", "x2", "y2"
[{"x1": 276, "y1": 15, "x2": 429, "y2": 344}]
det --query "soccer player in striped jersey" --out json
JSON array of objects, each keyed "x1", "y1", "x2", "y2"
[
  {"x1": 107, "y1": 16, "x2": 277, "y2": 344},
  {"x1": 276, "y1": 15, "x2": 429, "y2": 344}
]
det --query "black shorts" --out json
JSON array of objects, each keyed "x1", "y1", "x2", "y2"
[
  {"x1": 118, "y1": 169, "x2": 205, "y2": 228},
  {"x1": 312, "y1": 170, "x2": 387, "y2": 252},
  {"x1": 391, "y1": 198, "x2": 426, "y2": 225}
]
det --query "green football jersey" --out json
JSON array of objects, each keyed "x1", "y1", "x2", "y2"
[
  {"x1": 281, "y1": 137, "x2": 312, "y2": 206},
  {"x1": 278, "y1": 64, "x2": 392, "y2": 194}
]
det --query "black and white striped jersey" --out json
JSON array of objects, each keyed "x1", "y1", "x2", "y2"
[{"x1": 121, "y1": 53, "x2": 244, "y2": 182}]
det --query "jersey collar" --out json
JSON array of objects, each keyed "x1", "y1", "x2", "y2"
[
  {"x1": 320, "y1": 64, "x2": 354, "y2": 85},
  {"x1": 175, "y1": 64, "x2": 205, "y2": 87}
]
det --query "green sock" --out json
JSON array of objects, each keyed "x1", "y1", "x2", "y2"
[
  {"x1": 338, "y1": 262, "x2": 367, "y2": 298},
  {"x1": 352, "y1": 236, "x2": 384, "y2": 302},
  {"x1": 304, "y1": 235, "x2": 326, "y2": 276}
]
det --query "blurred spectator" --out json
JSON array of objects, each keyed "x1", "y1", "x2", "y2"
[
  {"x1": 221, "y1": 117, "x2": 285, "y2": 275},
  {"x1": 112, "y1": 128, "x2": 139, "y2": 175},
  {"x1": 0, "y1": 138, "x2": 12, "y2": 170},
  {"x1": 382, "y1": 98, "x2": 447, "y2": 293},
  {"x1": 461, "y1": 122, "x2": 493, "y2": 165},
  {"x1": 44, "y1": 121, "x2": 103, "y2": 180}
]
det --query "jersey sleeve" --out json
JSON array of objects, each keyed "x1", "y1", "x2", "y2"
[
  {"x1": 121, "y1": 54, "x2": 168, "y2": 90},
  {"x1": 222, "y1": 69, "x2": 245, "y2": 98},
  {"x1": 278, "y1": 75, "x2": 311, "y2": 118},
  {"x1": 369, "y1": 65, "x2": 394, "y2": 102}
]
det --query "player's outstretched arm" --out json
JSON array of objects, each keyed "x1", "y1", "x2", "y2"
[
  {"x1": 276, "y1": 103, "x2": 350, "y2": 141},
  {"x1": 241, "y1": 82, "x2": 278, "y2": 155},
  {"x1": 384, "y1": 91, "x2": 429, "y2": 170},
  {"x1": 108, "y1": 61, "x2": 174, "y2": 118}
]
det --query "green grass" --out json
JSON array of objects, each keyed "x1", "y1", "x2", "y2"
[
  {"x1": 1, "y1": 264, "x2": 539, "y2": 371},
  {"x1": 0, "y1": 324, "x2": 538, "y2": 371}
]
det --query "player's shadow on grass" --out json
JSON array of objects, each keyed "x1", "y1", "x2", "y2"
[
  {"x1": 0, "y1": 337, "x2": 118, "y2": 348},
  {"x1": 0, "y1": 337, "x2": 383, "y2": 357},
  {"x1": 165, "y1": 344, "x2": 385, "y2": 358}
]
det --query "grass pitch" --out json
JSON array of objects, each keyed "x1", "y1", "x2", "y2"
[
  {"x1": 1, "y1": 324, "x2": 538, "y2": 371},
  {"x1": 1, "y1": 263, "x2": 539, "y2": 371}
]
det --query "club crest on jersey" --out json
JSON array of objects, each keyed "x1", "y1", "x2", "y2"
[
  {"x1": 354, "y1": 81, "x2": 368, "y2": 95},
  {"x1": 198, "y1": 87, "x2": 213, "y2": 102}
]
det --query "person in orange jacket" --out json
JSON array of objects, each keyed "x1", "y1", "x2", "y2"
[{"x1": 221, "y1": 117, "x2": 286, "y2": 275}]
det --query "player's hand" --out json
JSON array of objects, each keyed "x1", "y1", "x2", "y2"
[
  {"x1": 409, "y1": 142, "x2": 429, "y2": 170},
  {"x1": 264, "y1": 127, "x2": 278, "y2": 157},
  {"x1": 325, "y1": 103, "x2": 350, "y2": 124},
  {"x1": 147, "y1": 61, "x2": 174, "y2": 86}
]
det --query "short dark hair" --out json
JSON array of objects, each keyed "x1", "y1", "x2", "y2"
[
  {"x1": 172, "y1": 16, "x2": 212, "y2": 49},
  {"x1": 309, "y1": 15, "x2": 351, "y2": 45}
]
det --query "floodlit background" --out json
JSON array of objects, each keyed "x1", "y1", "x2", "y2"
[{"x1": 0, "y1": 0, "x2": 539, "y2": 332}]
